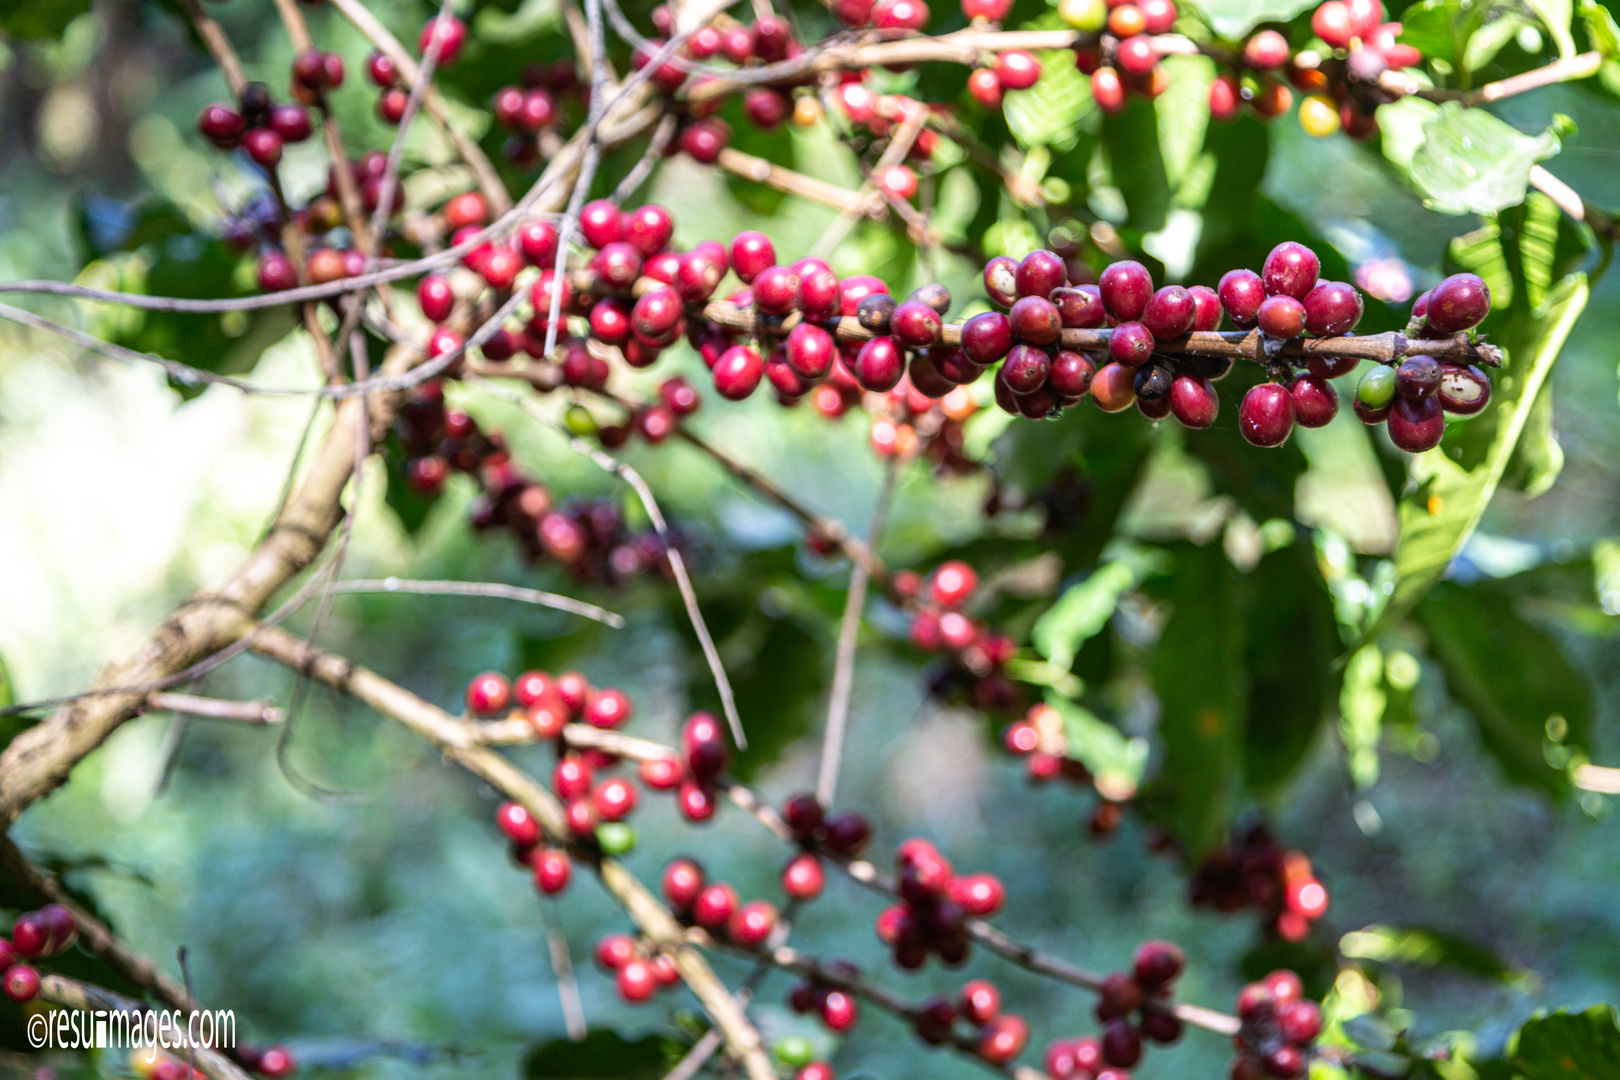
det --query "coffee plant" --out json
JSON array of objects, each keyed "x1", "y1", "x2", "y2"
[{"x1": 0, "y1": 0, "x2": 1618, "y2": 1077}]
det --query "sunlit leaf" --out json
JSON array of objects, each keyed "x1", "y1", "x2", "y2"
[{"x1": 1410, "y1": 103, "x2": 1561, "y2": 216}]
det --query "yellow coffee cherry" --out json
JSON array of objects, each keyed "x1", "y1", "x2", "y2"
[
  {"x1": 1058, "y1": 0, "x2": 1108, "y2": 32},
  {"x1": 1299, "y1": 94, "x2": 1341, "y2": 138}
]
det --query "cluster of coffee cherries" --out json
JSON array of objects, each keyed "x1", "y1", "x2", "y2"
[
  {"x1": 1066, "y1": 0, "x2": 1182, "y2": 113},
  {"x1": 591, "y1": 930, "x2": 682, "y2": 1003},
  {"x1": 779, "y1": 792, "x2": 874, "y2": 899},
  {"x1": 914, "y1": 978, "x2": 1032, "y2": 1064},
  {"x1": 874, "y1": 837, "x2": 1006, "y2": 969},
  {"x1": 897, "y1": 562, "x2": 1021, "y2": 715},
  {"x1": 1231, "y1": 970, "x2": 1321, "y2": 1080},
  {"x1": 396, "y1": 380, "x2": 674, "y2": 584},
  {"x1": 467, "y1": 670, "x2": 646, "y2": 845},
  {"x1": 1187, "y1": 821, "x2": 1330, "y2": 941},
  {"x1": 196, "y1": 81, "x2": 316, "y2": 171},
  {"x1": 1347, "y1": 273, "x2": 1493, "y2": 452},
  {"x1": 1002, "y1": 703, "x2": 1133, "y2": 837},
  {"x1": 661, "y1": 856, "x2": 781, "y2": 942},
  {"x1": 1, "y1": 904, "x2": 75, "y2": 1003}
]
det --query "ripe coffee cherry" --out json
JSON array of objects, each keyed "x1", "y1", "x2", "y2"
[
  {"x1": 959, "y1": 978, "x2": 1001, "y2": 1024},
  {"x1": 593, "y1": 777, "x2": 638, "y2": 821},
  {"x1": 197, "y1": 103, "x2": 246, "y2": 148},
  {"x1": 1053, "y1": 285, "x2": 1107, "y2": 328},
  {"x1": 799, "y1": 268, "x2": 842, "y2": 320},
  {"x1": 1262, "y1": 242, "x2": 1320, "y2": 300},
  {"x1": 978, "y1": 1014, "x2": 1029, "y2": 1064},
  {"x1": 754, "y1": 265, "x2": 803, "y2": 315},
  {"x1": 1168, "y1": 373, "x2": 1219, "y2": 427},
  {"x1": 1218, "y1": 269, "x2": 1265, "y2": 328},
  {"x1": 1396, "y1": 354, "x2": 1442, "y2": 398},
  {"x1": 693, "y1": 883, "x2": 739, "y2": 930},
  {"x1": 1388, "y1": 394, "x2": 1444, "y2": 452},
  {"x1": 419, "y1": 14, "x2": 468, "y2": 63},
  {"x1": 1257, "y1": 295, "x2": 1307, "y2": 338},
  {"x1": 1108, "y1": 321, "x2": 1156, "y2": 367},
  {"x1": 1303, "y1": 280, "x2": 1363, "y2": 336},
  {"x1": 854, "y1": 337, "x2": 905, "y2": 391},
  {"x1": 729, "y1": 900, "x2": 779, "y2": 947},
  {"x1": 662, "y1": 858, "x2": 705, "y2": 908},
  {"x1": 417, "y1": 275, "x2": 455, "y2": 322},
  {"x1": 1133, "y1": 940, "x2": 1185, "y2": 988},
  {"x1": 1243, "y1": 28, "x2": 1291, "y2": 69},
  {"x1": 680, "y1": 118, "x2": 730, "y2": 163},
  {"x1": 1424, "y1": 272, "x2": 1491, "y2": 334},
  {"x1": 242, "y1": 128, "x2": 284, "y2": 168},
  {"x1": 1290, "y1": 375, "x2": 1339, "y2": 427},
  {"x1": 1000, "y1": 345, "x2": 1050, "y2": 394},
  {"x1": 878, "y1": 165, "x2": 919, "y2": 202},
  {"x1": 949, "y1": 872, "x2": 1005, "y2": 915},
  {"x1": 819, "y1": 990, "x2": 858, "y2": 1031},
  {"x1": 822, "y1": 810, "x2": 872, "y2": 854},
  {"x1": 714, "y1": 345, "x2": 765, "y2": 400},
  {"x1": 1437, "y1": 363, "x2": 1491, "y2": 415},
  {"x1": 730, "y1": 232, "x2": 777, "y2": 284},
  {"x1": 963, "y1": 311, "x2": 1014, "y2": 364},
  {"x1": 1047, "y1": 350, "x2": 1095, "y2": 398},
  {"x1": 782, "y1": 853, "x2": 826, "y2": 899},
  {"x1": 1099, "y1": 261, "x2": 1154, "y2": 322},
  {"x1": 595, "y1": 933, "x2": 637, "y2": 970},
  {"x1": 931, "y1": 562, "x2": 978, "y2": 608},
  {"x1": 892, "y1": 300, "x2": 944, "y2": 347},
  {"x1": 1240, "y1": 383, "x2": 1296, "y2": 447},
  {"x1": 968, "y1": 68, "x2": 1004, "y2": 107},
  {"x1": 496, "y1": 802, "x2": 541, "y2": 847},
  {"x1": 617, "y1": 958, "x2": 657, "y2": 1003},
  {"x1": 984, "y1": 256, "x2": 1020, "y2": 308},
  {"x1": 1142, "y1": 285, "x2": 1196, "y2": 339},
  {"x1": 466, "y1": 672, "x2": 511, "y2": 716},
  {"x1": 1100, "y1": 1019, "x2": 1141, "y2": 1068}
]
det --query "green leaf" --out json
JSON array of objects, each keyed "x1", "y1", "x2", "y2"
[
  {"x1": 1581, "y1": 0, "x2": 1620, "y2": 57},
  {"x1": 1339, "y1": 924, "x2": 1539, "y2": 988},
  {"x1": 526, "y1": 1030, "x2": 685, "y2": 1080},
  {"x1": 1191, "y1": 0, "x2": 1315, "y2": 39},
  {"x1": 1031, "y1": 545, "x2": 1167, "y2": 672},
  {"x1": 1419, "y1": 581, "x2": 1590, "y2": 793},
  {"x1": 1047, "y1": 694, "x2": 1149, "y2": 798},
  {"x1": 1148, "y1": 544, "x2": 1246, "y2": 858},
  {"x1": 1410, "y1": 103, "x2": 1562, "y2": 216},
  {"x1": 1527, "y1": 0, "x2": 1578, "y2": 59},
  {"x1": 0, "y1": 0, "x2": 89, "y2": 38},
  {"x1": 1003, "y1": 51, "x2": 1094, "y2": 150},
  {"x1": 1509, "y1": 1005, "x2": 1620, "y2": 1080},
  {"x1": 1364, "y1": 273, "x2": 1588, "y2": 640}
]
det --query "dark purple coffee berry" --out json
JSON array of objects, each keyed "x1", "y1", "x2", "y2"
[{"x1": 1396, "y1": 354, "x2": 1442, "y2": 398}]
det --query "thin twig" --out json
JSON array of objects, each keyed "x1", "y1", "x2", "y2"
[
  {"x1": 816, "y1": 452, "x2": 902, "y2": 806},
  {"x1": 466, "y1": 375, "x2": 748, "y2": 750}
]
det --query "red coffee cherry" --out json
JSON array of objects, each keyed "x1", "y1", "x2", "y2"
[
  {"x1": 1239, "y1": 383, "x2": 1296, "y2": 447},
  {"x1": 465, "y1": 672, "x2": 511, "y2": 716}
]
